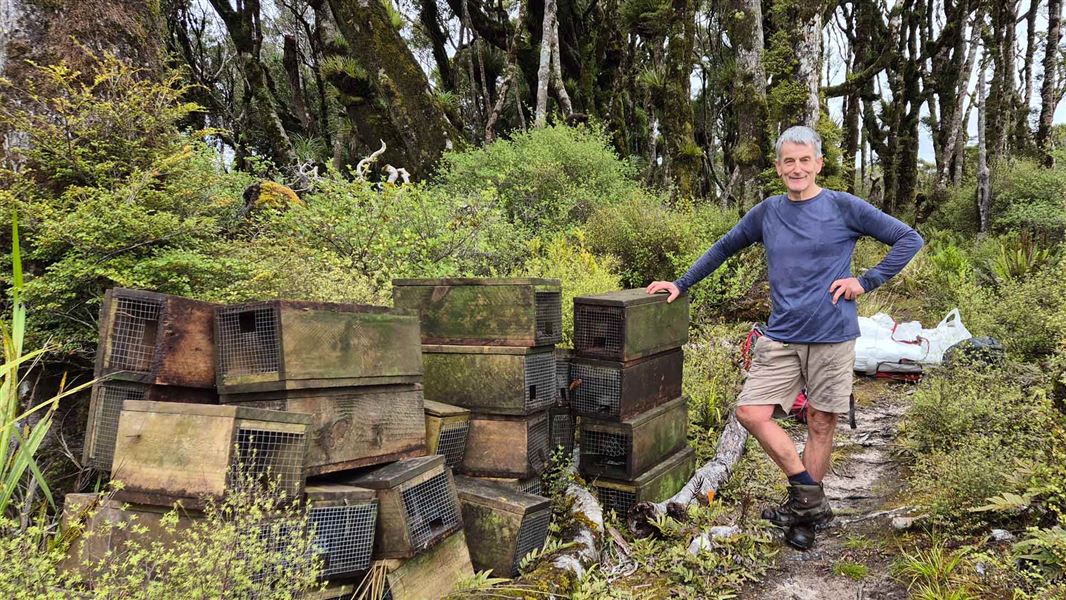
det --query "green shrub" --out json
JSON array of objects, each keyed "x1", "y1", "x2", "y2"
[
  {"x1": 514, "y1": 229, "x2": 622, "y2": 347},
  {"x1": 683, "y1": 323, "x2": 748, "y2": 463},
  {"x1": 990, "y1": 159, "x2": 1066, "y2": 242},
  {"x1": 434, "y1": 124, "x2": 644, "y2": 233}
]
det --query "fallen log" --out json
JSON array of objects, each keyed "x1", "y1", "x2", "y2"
[{"x1": 627, "y1": 411, "x2": 749, "y2": 538}]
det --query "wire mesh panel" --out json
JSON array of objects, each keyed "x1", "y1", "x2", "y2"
[
  {"x1": 526, "y1": 416, "x2": 551, "y2": 474},
  {"x1": 569, "y1": 362, "x2": 622, "y2": 417},
  {"x1": 534, "y1": 292, "x2": 562, "y2": 345},
  {"x1": 511, "y1": 508, "x2": 551, "y2": 575},
  {"x1": 581, "y1": 429, "x2": 630, "y2": 468},
  {"x1": 435, "y1": 421, "x2": 470, "y2": 468},
  {"x1": 310, "y1": 502, "x2": 378, "y2": 577},
  {"x1": 399, "y1": 471, "x2": 461, "y2": 550},
  {"x1": 519, "y1": 478, "x2": 543, "y2": 496},
  {"x1": 550, "y1": 412, "x2": 574, "y2": 456},
  {"x1": 217, "y1": 304, "x2": 280, "y2": 377},
  {"x1": 573, "y1": 304, "x2": 624, "y2": 358},
  {"x1": 232, "y1": 426, "x2": 307, "y2": 497},
  {"x1": 106, "y1": 296, "x2": 164, "y2": 373},
  {"x1": 595, "y1": 486, "x2": 637, "y2": 516},
  {"x1": 88, "y1": 382, "x2": 147, "y2": 471},
  {"x1": 555, "y1": 355, "x2": 570, "y2": 401},
  {"x1": 523, "y1": 352, "x2": 557, "y2": 413}
]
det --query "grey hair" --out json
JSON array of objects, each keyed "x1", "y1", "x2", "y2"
[{"x1": 775, "y1": 126, "x2": 823, "y2": 159}]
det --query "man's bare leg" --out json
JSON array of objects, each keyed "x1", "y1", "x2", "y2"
[
  {"x1": 736, "y1": 404, "x2": 804, "y2": 476},
  {"x1": 802, "y1": 406, "x2": 838, "y2": 482}
]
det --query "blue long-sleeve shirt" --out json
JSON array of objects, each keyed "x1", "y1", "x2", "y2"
[{"x1": 674, "y1": 189, "x2": 924, "y2": 343}]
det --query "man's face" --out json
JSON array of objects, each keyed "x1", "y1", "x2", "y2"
[{"x1": 774, "y1": 141, "x2": 824, "y2": 197}]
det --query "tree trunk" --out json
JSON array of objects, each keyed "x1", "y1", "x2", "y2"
[
  {"x1": 977, "y1": 61, "x2": 991, "y2": 234},
  {"x1": 1039, "y1": 0, "x2": 1062, "y2": 166},
  {"x1": 327, "y1": 0, "x2": 458, "y2": 178},
  {"x1": 485, "y1": 0, "x2": 528, "y2": 142},
  {"x1": 534, "y1": 0, "x2": 555, "y2": 127},
  {"x1": 550, "y1": 10, "x2": 573, "y2": 117},
  {"x1": 1019, "y1": 0, "x2": 1039, "y2": 138},
  {"x1": 725, "y1": 0, "x2": 768, "y2": 208},
  {"x1": 796, "y1": 0, "x2": 823, "y2": 127},
  {"x1": 660, "y1": 0, "x2": 699, "y2": 198}
]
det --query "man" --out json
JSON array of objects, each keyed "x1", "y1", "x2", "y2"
[{"x1": 646, "y1": 125, "x2": 923, "y2": 550}]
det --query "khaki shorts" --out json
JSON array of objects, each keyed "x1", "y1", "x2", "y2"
[{"x1": 737, "y1": 336, "x2": 856, "y2": 416}]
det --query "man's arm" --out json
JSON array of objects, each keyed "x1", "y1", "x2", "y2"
[
  {"x1": 846, "y1": 196, "x2": 925, "y2": 293},
  {"x1": 647, "y1": 203, "x2": 765, "y2": 302}
]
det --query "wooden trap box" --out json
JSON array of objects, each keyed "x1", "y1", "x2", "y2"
[
  {"x1": 460, "y1": 411, "x2": 550, "y2": 479},
  {"x1": 347, "y1": 455, "x2": 463, "y2": 559},
  {"x1": 214, "y1": 300, "x2": 423, "y2": 394},
  {"x1": 482, "y1": 476, "x2": 544, "y2": 497},
  {"x1": 373, "y1": 529, "x2": 474, "y2": 600},
  {"x1": 221, "y1": 384, "x2": 426, "y2": 476},
  {"x1": 454, "y1": 475, "x2": 552, "y2": 577},
  {"x1": 304, "y1": 484, "x2": 379, "y2": 579},
  {"x1": 392, "y1": 278, "x2": 562, "y2": 346},
  {"x1": 82, "y1": 381, "x2": 218, "y2": 472},
  {"x1": 579, "y1": 396, "x2": 688, "y2": 481},
  {"x1": 569, "y1": 349, "x2": 683, "y2": 420},
  {"x1": 573, "y1": 289, "x2": 689, "y2": 362},
  {"x1": 111, "y1": 400, "x2": 311, "y2": 507},
  {"x1": 59, "y1": 493, "x2": 200, "y2": 576},
  {"x1": 591, "y1": 445, "x2": 696, "y2": 517},
  {"x1": 424, "y1": 399, "x2": 470, "y2": 469},
  {"x1": 422, "y1": 345, "x2": 556, "y2": 415},
  {"x1": 95, "y1": 288, "x2": 217, "y2": 388}
]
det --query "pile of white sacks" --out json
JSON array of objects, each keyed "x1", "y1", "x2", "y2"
[{"x1": 854, "y1": 309, "x2": 972, "y2": 376}]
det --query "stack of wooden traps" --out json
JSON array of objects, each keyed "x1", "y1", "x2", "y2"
[
  {"x1": 69, "y1": 288, "x2": 477, "y2": 596},
  {"x1": 570, "y1": 289, "x2": 697, "y2": 516},
  {"x1": 393, "y1": 277, "x2": 561, "y2": 577}
]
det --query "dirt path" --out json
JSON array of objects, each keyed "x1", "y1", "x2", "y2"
[{"x1": 745, "y1": 379, "x2": 913, "y2": 600}]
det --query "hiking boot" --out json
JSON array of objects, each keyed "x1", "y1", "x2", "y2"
[
  {"x1": 785, "y1": 522, "x2": 816, "y2": 550},
  {"x1": 761, "y1": 482, "x2": 833, "y2": 528}
]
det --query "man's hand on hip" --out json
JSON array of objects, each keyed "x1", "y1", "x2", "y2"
[
  {"x1": 646, "y1": 281, "x2": 680, "y2": 303},
  {"x1": 829, "y1": 277, "x2": 865, "y2": 304}
]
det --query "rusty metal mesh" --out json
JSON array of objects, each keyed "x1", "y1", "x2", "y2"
[
  {"x1": 534, "y1": 292, "x2": 562, "y2": 345},
  {"x1": 522, "y1": 353, "x2": 556, "y2": 413},
  {"x1": 105, "y1": 295, "x2": 163, "y2": 373},
  {"x1": 569, "y1": 362, "x2": 622, "y2": 417},
  {"x1": 231, "y1": 426, "x2": 306, "y2": 497},
  {"x1": 526, "y1": 417, "x2": 550, "y2": 474},
  {"x1": 550, "y1": 411, "x2": 574, "y2": 456},
  {"x1": 573, "y1": 304, "x2": 624, "y2": 358},
  {"x1": 310, "y1": 501, "x2": 378, "y2": 577},
  {"x1": 217, "y1": 304, "x2": 280, "y2": 377},
  {"x1": 434, "y1": 421, "x2": 469, "y2": 468},
  {"x1": 581, "y1": 429, "x2": 630, "y2": 468},
  {"x1": 399, "y1": 470, "x2": 460, "y2": 550},
  {"x1": 595, "y1": 485, "x2": 636, "y2": 517},
  {"x1": 88, "y1": 381, "x2": 147, "y2": 471},
  {"x1": 511, "y1": 507, "x2": 551, "y2": 575}
]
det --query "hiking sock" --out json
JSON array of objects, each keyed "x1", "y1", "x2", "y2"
[{"x1": 787, "y1": 470, "x2": 818, "y2": 486}]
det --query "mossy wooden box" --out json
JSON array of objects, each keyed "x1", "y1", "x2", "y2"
[
  {"x1": 460, "y1": 411, "x2": 550, "y2": 479},
  {"x1": 392, "y1": 278, "x2": 563, "y2": 346},
  {"x1": 421, "y1": 345, "x2": 556, "y2": 415},
  {"x1": 453, "y1": 475, "x2": 552, "y2": 577},
  {"x1": 221, "y1": 384, "x2": 426, "y2": 475},
  {"x1": 424, "y1": 399, "x2": 470, "y2": 468},
  {"x1": 569, "y1": 349, "x2": 684, "y2": 420},
  {"x1": 111, "y1": 400, "x2": 311, "y2": 507},
  {"x1": 573, "y1": 289, "x2": 689, "y2": 362},
  {"x1": 378, "y1": 529, "x2": 474, "y2": 600},
  {"x1": 347, "y1": 455, "x2": 462, "y2": 559},
  {"x1": 95, "y1": 288, "x2": 217, "y2": 388},
  {"x1": 82, "y1": 381, "x2": 219, "y2": 472},
  {"x1": 59, "y1": 493, "x2": 200, "y2": 576},
  {"x1": 579, "y1": 396, "x2": 688, "y2": 481},
  {"x1": 214, "y1": 300, "x2": 423, "y2": 394},
  {"x1": 590, "y1": 445, "x2": 696, "y2": 516},
  {"x1": 304, "y1": 484, "x2": 379, "y2": 578}
]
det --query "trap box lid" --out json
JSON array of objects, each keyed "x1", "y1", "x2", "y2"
[
  {"x1": 348, "y1": 454, "x2": 446, "y2": 489},
  {"x1": 573, "y1": 288, "x2": 688, "y2": 308},
  {"x1": 453, "y1": 475, "x2": 549, "y2": 515},
  {"x1": 421, "y1": 344, "x2": 555, "y2": 356},
  {"x1": 423, "y1": 399, "x2": 470, "y2": 418},
  {"x1": 392, "y1": 278, "x2": 560, "y2": 288},
  {"x1": 304, "y1": 483, "x2": 377, "y2": 504},
  {"x1": 118, "y1": 399, "x2": 312, "y2": 426}
]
